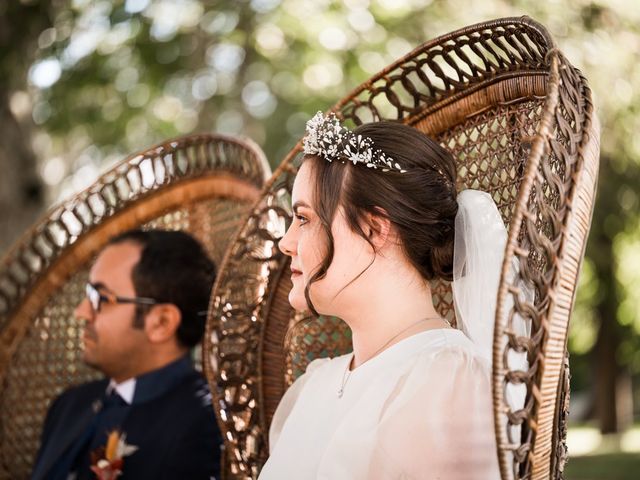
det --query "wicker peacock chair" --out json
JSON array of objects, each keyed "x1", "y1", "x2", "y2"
[
  {"x1": 204, "y1": 16, "x2": 599, "y2": 480},
  {"x1": 0, "y1": 134, "x2": 271, "y2": 479}
]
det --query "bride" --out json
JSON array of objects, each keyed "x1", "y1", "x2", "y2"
[{"x1": 258, "y1": 112, "x2": 504, "y2": 479}]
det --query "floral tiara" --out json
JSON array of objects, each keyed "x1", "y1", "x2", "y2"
[{"x1": 302, "y1": 111, "x2": 406, "y2": 173}]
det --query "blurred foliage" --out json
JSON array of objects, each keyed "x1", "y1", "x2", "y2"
[{"x1": 3, "y1": 0, "x2": 640, "y2": 409}]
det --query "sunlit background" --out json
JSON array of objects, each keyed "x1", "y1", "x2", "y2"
[{"x1": 1, "y1": 1, "x2": 639, "y2": 478}]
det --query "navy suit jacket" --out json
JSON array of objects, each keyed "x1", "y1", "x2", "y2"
[{"x1": 31, "y1": 357, "x2": 222, "y2": 480}]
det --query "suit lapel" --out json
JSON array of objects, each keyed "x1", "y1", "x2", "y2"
[{"x1": 32, "y1": 397, "x2": 100, "y2": 480}]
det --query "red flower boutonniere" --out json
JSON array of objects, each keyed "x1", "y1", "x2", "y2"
[{"x1": 90, "y1": 430, "x2": 138, "y2": 480}]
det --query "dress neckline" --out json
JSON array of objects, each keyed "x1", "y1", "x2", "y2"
[{"x1": 345, "y1": 327, "x2": 465, "y2": 374}]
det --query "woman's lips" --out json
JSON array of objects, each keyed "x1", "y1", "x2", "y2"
[{"x1": 291, "y1": 268, "x2": 302, "y2": 278}]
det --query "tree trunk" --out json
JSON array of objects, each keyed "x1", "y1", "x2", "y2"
[
  {"x1": 593, "y1": 319, "x2": 634, "y2": 434},
  {"x1": 589, "y1": 156, "x2": 634, "y2": 434},
  {"x1": 593, "y1": 305, "x2": 621, "y2": 433},
  {"x1": 0, "y1": 1, "x2": 58, "y2": 255},
  {"x1": 0, "y1": 89, "x2": 44, "y2": 254}
]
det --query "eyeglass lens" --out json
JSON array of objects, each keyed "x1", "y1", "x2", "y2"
[{"x1": 85, "y1": 284, "x2": 102, "y2": 312}]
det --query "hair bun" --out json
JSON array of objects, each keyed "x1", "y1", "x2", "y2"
[{"x1": 429, "y1": 241, "x2": 454, "y2": 282}]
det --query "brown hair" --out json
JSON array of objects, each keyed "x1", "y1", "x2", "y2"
[
  {"x1": 108, "y1": 229, "x2": 216, "y2": 348},
  {"x1": 302, "y1": 121, "x2": 458, "y2": 316}
]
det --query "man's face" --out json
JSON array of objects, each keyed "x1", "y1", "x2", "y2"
[{"x1": 75, "y1": 241, "x2": 149, "y2": 380}]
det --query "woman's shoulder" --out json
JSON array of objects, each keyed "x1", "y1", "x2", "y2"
[
  {"x1": 413, "y1": 328, "x2": 489, "y2": 373},
  {"x1": 268, "y1": 352, "x2": 351, "y2": 451},
  {"x1": 283, "y1": 353, "x2": 351, "y2": 391},
  {"x1": 304, "y1": 352, "x2": 351, "y2": 375},
  {"x1": 401, "y1": 327, "x2": 482, "y2": 364},
  {"x1": 277, "y1": 353, "x2": 350, "y2": 406},
  {"x1": 370, "y1": 330, "x2": 499, "y2": 477},
  {"x1": 376, "y1": 329, "x2": 490, "y2": 414},
  {"x1": 304, "y1": 356, "x2": 332, "y2": 374}
]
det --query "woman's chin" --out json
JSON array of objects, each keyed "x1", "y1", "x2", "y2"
[{"x1": 288, "y1": 290, "x2": 308, "y2": 312}]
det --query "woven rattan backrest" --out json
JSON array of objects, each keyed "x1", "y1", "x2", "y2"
[
  {"x1": 205, "y1": 16, "x2": 599, "y2": 480},
  {"x1": 0, "y1": 134, "x2": 270, "y2": 479}
]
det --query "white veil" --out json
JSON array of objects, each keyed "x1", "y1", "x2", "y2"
[
  {"x1": 452, "y1": 189, "x2": 531, "y2": 366},
  {"x1": 452, "y1": 189, "x2": 531, "y2": 470},
  {"x1": 452, "y1": 190, "x2": 509, "y2": 366}
]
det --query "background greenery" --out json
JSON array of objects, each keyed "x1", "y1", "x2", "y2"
[{"x1": 1, "y1": 0, "x2": 639, "y2": 476}]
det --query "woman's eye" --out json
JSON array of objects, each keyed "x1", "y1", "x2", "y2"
[{"x1": 295, "y1": 214, "x2": 308, "y2": 226}]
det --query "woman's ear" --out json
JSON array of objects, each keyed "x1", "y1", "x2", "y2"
[
  {"x1": 144, "y1": 304, "x2": 182, "y2": 344},
  {"x1": 365, "y1": 208, "x2": 392, "y2": 250}
]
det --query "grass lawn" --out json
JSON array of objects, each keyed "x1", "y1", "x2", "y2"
[
  {"x1": 564, "y1": 425, "x2": 640, "y2": 479},
  {"x1": 565, "y1": 452, "x2": 640, "y2": 480}
]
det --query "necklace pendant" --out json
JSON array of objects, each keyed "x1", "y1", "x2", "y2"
[{"x1": 337, "y1": 388, "x2": 344, "y2": 398}]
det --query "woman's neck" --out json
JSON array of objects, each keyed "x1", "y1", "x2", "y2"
[
  {"x1": 348, "y1": 310, "x2": 447, "y2": 368},
  {"x1": 336, "y1": 271, "x2": 448, "y2": 368}
]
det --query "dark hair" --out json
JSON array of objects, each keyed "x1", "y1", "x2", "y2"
[
  {"x1": 303, "y1": 121, "x2": 458, "y2": 315},
  {"x1": 108, "y1": 229, "x2": 216, "y2": 348}
]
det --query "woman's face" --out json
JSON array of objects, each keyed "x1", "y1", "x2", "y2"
[{"x1": 279, "y1": 161, "x2": 373, "y2": 314}]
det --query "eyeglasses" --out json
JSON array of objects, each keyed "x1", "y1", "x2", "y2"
[{"x1": 85, "y1": 283, "x2": 157, "y2": 313}]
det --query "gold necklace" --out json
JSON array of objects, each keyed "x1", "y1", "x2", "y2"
[{"x1": 337, "y1": 316, "x2": 445, "y2": 398}]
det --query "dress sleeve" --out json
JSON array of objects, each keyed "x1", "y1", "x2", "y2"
[
  {"x1": 366, "y1": 347, "x2": 501, "y2": 480},
  {"x1": 268, "y1": 358, "x2": 330, "y2": 452}
]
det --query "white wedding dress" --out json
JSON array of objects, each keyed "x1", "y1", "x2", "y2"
[{"x1": 259, "y1": 328, "x2": 501, "y2": 479}]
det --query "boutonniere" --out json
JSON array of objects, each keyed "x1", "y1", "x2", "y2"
[{"x1": 90, "y1": 430, "x2": 138, "y2": 479}]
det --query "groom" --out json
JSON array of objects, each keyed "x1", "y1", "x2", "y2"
[{"x1": 31, "y1": 229, "x2": 222, "y2": 480}]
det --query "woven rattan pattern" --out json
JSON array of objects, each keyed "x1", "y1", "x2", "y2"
[
  {"x1": 205, "y1": 16, "x2": 598, "y2": 480},
  {"x1": 1, "y1": 274, "x2": 95, "y2": 478},
  {"x1": 204, "y1": 172, "x2": 292, "y2": 479},
  {"x1": 0, "y1": 201, "x2": 245, "y2": 477},
  {"x1": 0, "y1": 134, "x2": 270, "y2": 479},
  {"x1": 284, "y1": 314, "x2": 353, "y2": 386},
  {"x1": 338, "y1": 19, "x2": 549, "y2": 126},
  {"x1": 0, "y1": 134, "x2": 266, "y2": 329}
]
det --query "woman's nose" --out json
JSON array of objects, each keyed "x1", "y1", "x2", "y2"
[{"x1": 279, "y1": 224, "x2": 296, "y2": 256}]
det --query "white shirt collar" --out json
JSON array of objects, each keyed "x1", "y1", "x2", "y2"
[{"x1": 106, "y1": 378, "x2": 136, "y2": 404}]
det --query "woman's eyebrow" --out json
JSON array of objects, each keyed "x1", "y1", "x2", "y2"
[{"x1": 292, "y1": 200, "x2": 311, "y2": 212}]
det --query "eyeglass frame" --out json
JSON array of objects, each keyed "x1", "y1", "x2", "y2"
[{"x1": 85, "y1": 282, "x2": 158, "y2": 313}]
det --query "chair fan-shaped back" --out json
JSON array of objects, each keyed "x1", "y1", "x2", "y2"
[
  {"x1": 0, "y1": 134, "x2": 271, "y2": 479},
  {"x1": 205, "y1": 16, "x2": 599, "y2": 480}
]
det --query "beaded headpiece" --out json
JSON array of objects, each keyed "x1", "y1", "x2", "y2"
[{"x1": 302, "y1": 111, "x2": 406, "y2": 173}]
